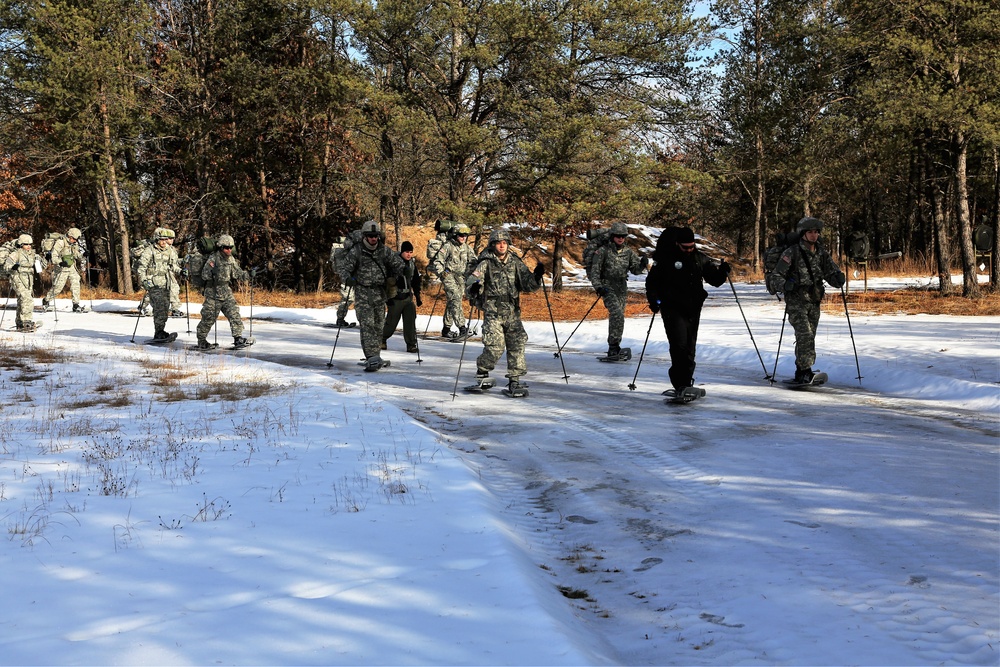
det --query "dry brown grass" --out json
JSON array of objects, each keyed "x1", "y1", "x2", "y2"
[{"x1": 824, "y1": 288, "x2": 1000, "y2": 316}]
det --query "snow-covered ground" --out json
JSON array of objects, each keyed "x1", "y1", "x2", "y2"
[{"x1": 0, "y1": 276, "x2": 996, "y2": 666}]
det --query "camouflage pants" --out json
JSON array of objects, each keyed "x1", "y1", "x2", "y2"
[
  {"x1": 601, "y1": 285, "x2": 628, "y2": 348},
  {"x1": 197, "y1": 291, "x2": 243, "y2": 341},
  {"x1": 337, "y1": 283, "x2": 355, "y2": 320},
  {"x1": 170, "y1": 275, "x2": 182, "y2": 310},
  {"x1": 476, "y1": 304, "x2": 528, "y2": 379},
  {"x1": 47, "y1": 266, "x2": 81, "y2": 304},
  {"x1": 354, "y1": 285, "x2": 388, "y2": 359},
  {"x1": 786, "y1": 297, "x2": 821, "y2": 371},
  {"x1": 441, "y1": 273, "x2": 466, "y2": 329},
  {"x1": 10, "y1": 271, "x2": 34, "y2": 328},
  {"x1": 148, "y1": 286, "x2": 171, "y2": 334}
]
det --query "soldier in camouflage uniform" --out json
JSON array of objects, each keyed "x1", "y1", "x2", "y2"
[
  {"x1": 465, "y1": 228, "x2": 544, "y2": 394},
  {"x1": 43, "y1": 227, "x2": 87, "y2": 313},
  {"x1": 163, "y1": 230, "x2": 185, "y2": 317},
  {"x1": 768, "y1": 217, "x2": 845, "y2": 383},
  {"x1": 4, "y1": 234, "x2": 44, "y2": 332},
  {"x1": 589, "y1": 222, "x2": 647, "y2": 360},
  {"x1": 430, "y1": 222, "x2": 476, "y2": 339},
  {"x1": 339, "y1": 220, "x2": 405, "y2": 370},
  {"x1": 196, "y1": 233, "x2": 253, "y2": 349},
  {"x1": 137, "y1": 227, "x2": 181, "y2": 342}
]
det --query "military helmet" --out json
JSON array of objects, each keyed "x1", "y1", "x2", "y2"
[
  {"x1": 17, "y1": 233, "x2": 32, "y2": 245},
  {"x1": 360, "y1": 220, "x2": 380, "y2": 236},
  {"x1": 161, "y1": 228, "x2": 176, "y2": 239},
  {"x1": 451, "y1": 223, "x2": 472, "y2": 236},
  {"x1": 488, "y1": 228, "x2": 512, "y2": 245},
  {"x1": 610, "y1": 222, "x2": 628, "y2": 236},
  {"x1": 67, "y1": 227, "x2": 82, "y2": 239},
  {"x1": 153, "y1": 227, "x2": 164, "y2": 239},
  {"x1": 796, "y1": 217, "x2": 824, "y2": 233},
  {"x1": 217, "y1": 234, "x2": 235, "y2": 248}
]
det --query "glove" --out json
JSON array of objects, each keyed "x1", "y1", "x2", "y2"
[
  {"x1": 469, "y1": 282, "x2": 482, "y2": 297},
  {"x1": 830, "y1": 271, "x2": 846, "y2": 289},
  {"x1": 720, "y1": 260, "x2": 731, "y2": 276},
  {"x1": 783, "y1": 278, "x2": 796, "y2": 294},
  {"x1": 180, "y1": 267, "x2": 188, "y2": 278},
  {"x1": 416, "y1": 296, "x2": 423, "y2": 307},
  {"x1": 639, "y1": 256, "x2": 649, "y2": 272},
  {"x1": 533, "y1": 262, "x2": 545, "y2": 281},
  {"x1": 596, "y1": 286, "x2": 609, "y2": 297},
  {"x1": 143, "y1": 278, "x2": 155, "y2": 289},
  {"x1": 649, "y1": 300, "x2": 660, "y2": 314},
  {"x1": 344, "y1": 276, "x2": 357, "y2": 287},
  {"x1": 249, "y1": 267, "x2": 258, "y2": 278}
]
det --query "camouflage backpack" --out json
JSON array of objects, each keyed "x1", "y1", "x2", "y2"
[
  {"x1": 582, "y1": 228, "x2": 613, "y2": 280},
  {"x1": 41, "y1": 232, "x2": 66, "y2": 261},
  {"x1": 763, "y1": 232, "x2": 800, "y2": 295},
  {"x1": 186, "y1": 235, "x2": 217, "y2": 289},
  {"x1": 0, "y1": 238, "x2": 16, "y2": 277}
]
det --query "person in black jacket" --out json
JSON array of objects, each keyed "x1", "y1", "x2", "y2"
[
  {"x1": 645, "y1": 227, "x2": 730, "y2": 396},
  {"x1": 382, "y1": 241, "x2": 423, "y2": 353}
]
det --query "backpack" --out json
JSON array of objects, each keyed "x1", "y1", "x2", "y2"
[
  {"x1": 846, "y1": 231, "x2": 870, "y2": 262},
  {"x1": 763, "y1": 231, "x2": 800, "y2": 294},
  {"x1": 187, "y1": 235, "x2": 217, "y2": 289},
  {"x1": 41, "y1": 232, "x2": 65, "y2": 260},
  {"x1": 130, "y1": 238, "x2": 152, "y2": 276},
  {"x1": 0, "y1": 238, "x2": 16, "y2": 277},
  {"x1": 332, "y1": 230, "x2": 362, "y2": 275},
  {"x1": 583, "y1": 228, "x2": 613, "y2": 280}
]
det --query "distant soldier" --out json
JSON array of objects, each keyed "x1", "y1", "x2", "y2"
[
  {"x1": 43, "y1": 227, "x2": 87, "y2": 313},
  {"x1": 768, "y1": 217, "x2": 845, "y2": 384},
  {"x1": 464, "y1": 228, "x2": 544, "y2": 397},
  {"x1": 430, "y1": 222, "x2": 476, "y2": 339},
  {"x1": 382, "y1": 241, "x2": 423, "y2": 353},
  {"x1": 162, "y1": 229, "x2": 185, "y2": 317},
  {"x1": 136, "y1": 227, "x2": 181, "y2": 343},
  {"x1": 339, "y1": 220, "x2": 405, "y2": 371},
  {"x1": 196, "y1": 233, "x2": 254, "y2": 349},
  {"x1": 3, "y1": 234, "x2": 44, "y2": 332},
  {"x1": 589, "y1": 221, "x2": 647, "y2": 360}
]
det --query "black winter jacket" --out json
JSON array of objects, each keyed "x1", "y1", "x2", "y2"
[{"x1": 645, "y1": 247, "x2": 727, "y2": 316}]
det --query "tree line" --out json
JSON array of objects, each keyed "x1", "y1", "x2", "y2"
[{"x1": 1, "y1": 0, "x2": 997, "y2": 296}]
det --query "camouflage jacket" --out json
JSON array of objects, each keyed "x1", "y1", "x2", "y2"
[
  {"x1": 465, "y1": 249, "x2": 540, "y2": 314},
  {"x1": 430, "y1": 239, "x2": 476, "y2": 277},
  {"x1": 769, "y1": 240, "x2": 842, "y2": 303},
  {"x1": 589, "y1": 243, "x2": 643, "y2": 291},
  {"x1": 201, "y1": 250, "x2": 247, "y2": 297},
  {"x1": 137, "y1": 243, "x2": 180, "y2": 289},
  {"x1": 341, "y1": 241, "x2": 405, "y2": 290}
]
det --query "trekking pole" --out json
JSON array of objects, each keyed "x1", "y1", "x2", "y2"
[
  {"x1": 769, "y1": 310, "x2": 786, "y2": 385},
  {"x1": 841, "y1": 284, "x2": 863, "y2": 386},
  {"x1": 539, "y1": 274, "x2": 569, "y2": 382},
  {"x1": 627, "y1": 313, "x2": 657, "y2": 391},
  {"x1": 727, "y1": 275, "x2": 771, "y2": 380},
  {"x1": 247, "y1": 271, "x2": 254, "y2": 339},
  {"x1": 129, "y1": 291, "x2": 144, "y2": 343},
  {"x1": 326, "y1": 283, "x2": 354, "y2": 367},
  {"x1": 184, "y1": 273, "x2": 191, "y2": 334},
  {"x1": 450, "y1": 301, "x2": 478, "y2": 400},
  {"x1": 421, "y1": 280, "x2": 445, "y2": 338},
  {"x1": 554, "y1": 294, "x2": 601, "y2": 358},
  {"x1": 0, "y1": 281, "x2": 13, "y2": 329}
]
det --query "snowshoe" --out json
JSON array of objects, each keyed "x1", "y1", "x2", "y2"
[
  {"x1": 464, "y1": 376, "x2": 496, "y2": 394},
  {"x1": 663, "y1": 386, "x2": 706, "y2": 404},
  {"x1": 502, "y1": 379, "x2": 529, "y2": 398},
  {"x1": 598, "y1": 347, "x2": 632, "y2": 362},
  {"x1": 194, "y1": 339, "x2": 219, "y2": 351},
  {"x1": 361, "y1": 356, "x2": 389, "y2": 372},
  {"x1": 231, "y1": 336, "x2": 255, "y2": 350},
  {"x1": 72, "y1": 304, "x2": 89, "y2": 313},
  {"x1": 335, "y1": 318, "x2": 357, "y2": 328},
  {"x1": 783, "y1": 371, "x2": 828, "y2": 388},
  {"x1": 15, "y1": 322, "x2": 40, "y2": 333},
  {"x1": 169, "y1": 309, "x2": 185, "y2": 318},
  {"x1": 146, "y1": 332, "x2": 178, "y2": 345}
]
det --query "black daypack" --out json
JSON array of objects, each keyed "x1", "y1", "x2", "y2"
[
  {"x1": 847, "y1": 231, "x2": 870, "y2": 262},
  {"x1": 764, "y1": 231, "x2": 800, "y2": 295}
]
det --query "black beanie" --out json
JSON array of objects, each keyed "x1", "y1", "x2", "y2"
[
  {"x1": 401, "y1": 241, "x2": 414, "y2": 253},
  {"x1": 675, "y1": 227, "x2": 695, "y2": 243}
]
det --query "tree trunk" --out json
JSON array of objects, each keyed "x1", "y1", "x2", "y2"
[
  {"x1": 991, "y1": 145, "x2": 999, "y2": 291},
  {"x1": 99, "y1": 84, "x2": 132, "y2": 294},
  {"x1": 926, "y1": 152, "x2": 952, "y2": 295},
  {"x1": 953, "y1": 131, "x2": 979, "y2": 297}
]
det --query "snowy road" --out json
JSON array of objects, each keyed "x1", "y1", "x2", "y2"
[{"x1": 245, "y1": 302, "x2": 998, "y2": 666}]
